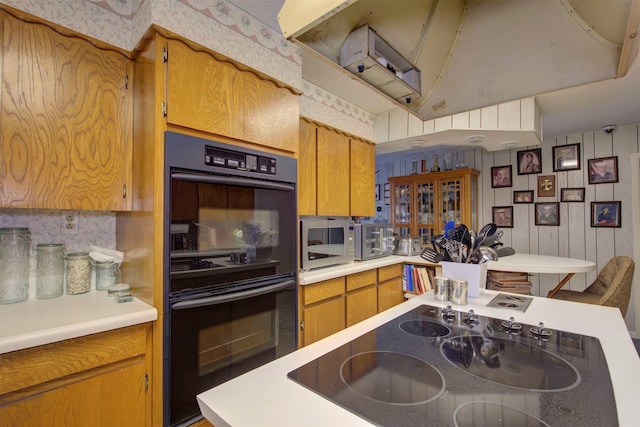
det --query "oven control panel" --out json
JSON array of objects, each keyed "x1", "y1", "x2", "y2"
[{"x1": 205, "y1": 145, "x2": 276, "y2": 175}]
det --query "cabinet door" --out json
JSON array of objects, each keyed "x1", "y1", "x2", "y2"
[
  {"x1": 346, "y1": 285, "x2": 377, "y2": 327},
  {"x1": 378, "y1": 276, "x2": 404, "y2": 312},
  {"x1": 316, "y1": 127, "x2": 349, "y2": 216},
  {"x1": 166, "y1": 40, "x2": 244, "y2": 140},
  {"x1": 349, "y1": 138, "x2": 375, "y2": 217},
  {"x1": 242, "y1": 72, "x2": 299, "y2": 153},
  {"x1": 416, "y1": 179, "x2": 436, "y2": 241},
  {"x1": 298, "y1": 119, "x2": 317, "y2": 215},
  {"x1": 301, "y1": 297, "x2": 345, "y2": 347},
  {"x1": 0, "y1": 13, "x2": 133, "y2": 210},
  {"x1": 0, "y1": 360, "x2": 146, "y2": 426},
  {"x1": 390, "y1": 179, "x2": 413, "y2": 237}
]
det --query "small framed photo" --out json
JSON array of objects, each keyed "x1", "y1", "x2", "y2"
[
  {"x1": 517, "y1": 148, "x2": 542, "y2": 175},
  {"x1": 553, "y1": 143, "x2": 581, "y2": 172},
  {"x1": 591, "y1": 201, "x2": 621, "y2": 227},
  {"x1": 537, "y1": 175, "x2": 556, "y2": 197},
  {"x1": 513, "y1": 190, "x2": 534, "y2": 204},
  {"x1": 491, "y1": 165, "x2": 512, "y2": 188},
  {"x1": 492, "y1": 206, "x2": 514, "y2": 228},
  {"x1": 535, "y1": 202, "x2": 560, "y2": 226},
  {"x1": 588, "y1": 156, "x2": 618, "y2": 184},
  {"x1": 561, "y1": 187, "x2": 585, "y2": 202}
]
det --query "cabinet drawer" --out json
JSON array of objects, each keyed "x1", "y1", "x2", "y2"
[
  {"x1": 0, "y1": 324, "x2": 147, "y2": 395},
  {"x1": 346, "y1": 269, "x2": 377, "y2": 292},
  {"x1": 378, "y1": 264, "x2": 403, "y2": 282},
  {"x1": 302, "y1": 277, "x2": 345, "y2": 305}
]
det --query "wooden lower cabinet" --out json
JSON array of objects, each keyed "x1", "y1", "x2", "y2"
[
  {"x1": 346, "y1": 269, "x2": 378, "y2": 327},
  {"x1": 300, "y1": 265, "x2": 405, "y2": 347},
  {"x1": 377, "y1": 264, "x2": 405, "y2": 312},
  {"x1": 0, "y1": 324, "x2": 150, "y2": 426}
]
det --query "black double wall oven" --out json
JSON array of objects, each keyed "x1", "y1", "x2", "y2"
[{"x1": 164, "y1": 132, "x2": 298, "y2": 426}]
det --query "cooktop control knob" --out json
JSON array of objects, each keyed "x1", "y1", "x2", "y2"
[
  {"x1": 442, "y1": 305, "x2": 456, "y2": 321},
  {"x1": 464, "y1": 309, "x2": 479, "y2": 325},
  {"x1": 530, "y1": 321, "x2": 552, "y2": 338},
  {"x1": 501, "y1": 316, "x2": 523, "y2": 332}
]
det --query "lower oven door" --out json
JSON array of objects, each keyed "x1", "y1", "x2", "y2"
[{"x1": 168, "y1": 279, "x2": 296, "y2": 426}]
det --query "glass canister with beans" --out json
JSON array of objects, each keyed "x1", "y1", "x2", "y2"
[{"x1": 65, "y1": 252, "x2": 92, "y2": 295}]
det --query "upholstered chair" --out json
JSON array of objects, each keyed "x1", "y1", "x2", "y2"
[{"x1": 552, "y1": 256, "x2": 635, "y2": 317}]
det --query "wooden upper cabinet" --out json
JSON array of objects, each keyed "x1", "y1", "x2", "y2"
[
  {"x1": 298, "y1": 119, "x2": 317, "y2": 216},
  {"x1": 317, "y1": 127, "x2": 350, "y2": 216},
  {"x1": 0, "y1": 12, "x2": 133, "y2": 210},
  {"x1": 166, "y1": 40, "x2": 244, "y2": 140},
  {"x1": 350, "y1": 138, "x2": 375, "y2": 217},
  {"x1": 166, "y1": 39, "x2": 299, "y2": 153},
  {"x1": 242, "y1": 72, "x2": 299, "y2": 152}
]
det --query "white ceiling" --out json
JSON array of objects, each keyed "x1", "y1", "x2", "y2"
[{"x1": 232, "y1": 0, "x2": 640, "y2": 151}]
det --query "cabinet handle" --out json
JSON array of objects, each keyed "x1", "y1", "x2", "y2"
[
  {"x1": 300, "y1": 320, "x2": 305, "y2": 330},
  {"x1": 122, "y1": 184, "x2": 127, "y2": 199}
]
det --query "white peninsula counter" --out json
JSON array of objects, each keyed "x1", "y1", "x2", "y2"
[{"x1": 198, "y1": 290, "x2": 640, "y2": 426}]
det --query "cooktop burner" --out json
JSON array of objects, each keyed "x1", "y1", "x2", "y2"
[
  {"x1": 341, "y1": 352, "x2": 444, "y2": 405},
  {"x1": 288, "y1": 304, "x2": 617, "y2": 427}
]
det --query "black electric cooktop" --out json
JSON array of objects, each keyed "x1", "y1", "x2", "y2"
[{"x1": 288, "y1": 304, "x2": 617, "y2": 427}]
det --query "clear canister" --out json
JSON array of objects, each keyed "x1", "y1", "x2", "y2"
[
  {"x1": 65, "y1": 252, "x2": 91, "y2": 295},
  {"x1": 451, "y1": 278, "x2": 468, "y2": 305},
  {"x1": 36, "y1": 243, "x2": 65, "y2": 299},
  {"x1": 93, "y1": 261, "x2": 120, "y2": 291},
  {"x1": 0, "y1": 227, "x2": 31, "y2": 304}
]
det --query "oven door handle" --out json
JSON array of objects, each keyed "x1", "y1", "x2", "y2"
[
  {"x1": 171, "y1": 172, "x2": 295, "y2": 192},
  {"x1": 171, "y1": 280, "x2": 295, "y2": 310}
]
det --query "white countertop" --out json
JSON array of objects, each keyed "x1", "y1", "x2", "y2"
[
  {"x1": 299, "y1": 253, "x2": 596, "y2": 285},
  {"x1": 197, "y1": 290, "x2": 640, "y2": 427},
  {"x1": 0, "y1": 291, "x2": 157, "y2": 354}
]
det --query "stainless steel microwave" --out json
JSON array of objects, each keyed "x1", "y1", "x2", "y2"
[
  {"x1": 300, "y1": 218, "x2": 354, "y2": 271},
  {"x1": 354, "y1": 223, "x2": 395, "y2": 260}
]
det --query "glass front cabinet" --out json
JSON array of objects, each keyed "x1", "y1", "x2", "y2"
[{"x1": 389, "y1": 169, "x2": 479, "y2": 246}]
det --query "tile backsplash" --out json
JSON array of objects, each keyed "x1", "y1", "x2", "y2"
[{"x1": 0, "y1": 209, "x2": 116, "y2": 277}]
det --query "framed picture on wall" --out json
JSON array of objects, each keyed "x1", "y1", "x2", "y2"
[
  {"x1": 537, "y1": 175, "x2": 556, "y2": 197},
  {"x1": 553, "y1": 143, "x2": 581, "y2": 171},
  {"x1": 492, "y1": 206, "x2": 514, "y2": 228},
  {"x1": 513, "y1": 190, "x2": 534, "y2": 204},
  {"x1": 591, "y1": 201, "x2": 621, "y2": 227},
  {"x1": 517, "y1": 148, "x2": 542, "y2": 175},
  {"x1": 588, "y1": 156, "x2": 618, "y2": 184},
  {"x1": 535, "y1": 202, "x2": 560, "y2": 226},
  {"x1": 491, "y1": 165, "x2": 512, "y2": 188},
  {"x1": 561, "y1": 187, "x2": 585, "y2": 202}
]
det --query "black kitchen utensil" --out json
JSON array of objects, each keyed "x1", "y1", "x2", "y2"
[{"x1": 420, "y1": 247, "x2": 444, "y2": 263}]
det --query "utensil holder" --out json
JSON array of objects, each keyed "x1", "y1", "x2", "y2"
[{"x1": 440, "y1": 262, "x2": 487, "y2": 297}]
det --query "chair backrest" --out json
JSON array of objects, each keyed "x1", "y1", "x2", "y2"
[{"x1": 585, "y1": 256, "x2": 635, "y2": 316}]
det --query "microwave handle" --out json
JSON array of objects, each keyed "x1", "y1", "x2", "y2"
[
  {"x1": 171, "y1": 279, "x2": 295, "y2": 310},
  {"x1": 171, "y1": 172, "x2": 295, "y2": 192}
]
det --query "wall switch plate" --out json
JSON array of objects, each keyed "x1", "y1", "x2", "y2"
[{"x1": 61, "y1": 212, "x2": 79, "y2": 235}]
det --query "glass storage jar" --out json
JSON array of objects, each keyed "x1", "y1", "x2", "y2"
[
  {"x1": 36, "y1": 243, "x2": 65, "y2": 299},
  {"x1": 65, "y1": 252, "x2": 91, "y2": 295},
  {"x1": 0, "y1": 227, "x2": 31, "y2": 304},
  {"x1": 93, "y1": 261, "x2": 120, "y2": 291}
]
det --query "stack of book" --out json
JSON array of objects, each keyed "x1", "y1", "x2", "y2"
[
  {"x1": 403, "y1": 264, "x2": 436, "y2": 294},
  {"x1": 487, "y1": 270, "x2": 532, "y2": 294}
]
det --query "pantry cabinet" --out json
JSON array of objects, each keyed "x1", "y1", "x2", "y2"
[
  {"x1": 166, "y1": 39, "x2": 298, "y2": 153},
  {"x1": 0, "y1": 324, "x2": 151, "y2": 426},
  {"x1": 0, "y1": 11, "x2": 133, "y2": 211},
  {"x1": 389, "y1": 168, "x2": 479, "y2": 245},
  {"x1": 298, "y1": 118, "x2": 376, "y2": 217}
]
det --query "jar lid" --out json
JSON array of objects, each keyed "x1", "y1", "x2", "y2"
[
  {"x1": 93, "y1": 260, "x2": 116, "y2": 268},
  {"x1": 0, "y1": 227, "x2": 30, "y2": 234},
  {"x1": 36, "y1": 243, "x2": 65, "y2": 250},
  {"x1": 65, "y1": 251, "x2": 90, "y2": 259}
]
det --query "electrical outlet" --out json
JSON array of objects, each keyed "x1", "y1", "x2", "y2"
[{"x1": 62, "y1": 212, "x2": 79, "y2": 235}]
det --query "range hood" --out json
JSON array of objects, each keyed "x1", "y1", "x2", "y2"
[{"x1": 278, "y1": 0, "x2": 639, "y2": 126}]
